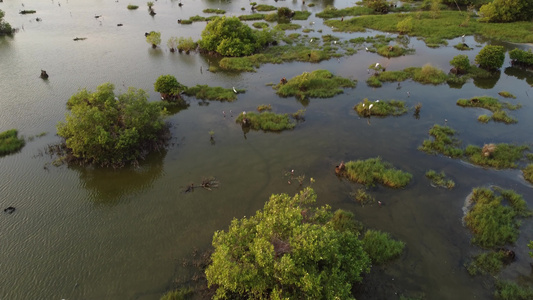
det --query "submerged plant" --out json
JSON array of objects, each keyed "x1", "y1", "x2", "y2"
[
  {"x1": 419, "y1": 125, "x2": 463, "y2": 158},
  {"x1": 467, "y1": 251, "x2": 507, "y2": 276},
  {"x1": 342, "y1": 157, "x2": 412, "y2": 188},
  {"x1": 425, "y1": 170, "x2": 455, "y2": 189},
  {"x1": 495, "y1": 280, "x2": 533, "y2": 300},
  {"x1": 523, "y1": 164, "x2": 533, "y2": 184},
  {"x1": 362, "y1": 230, "x2": 405, "y2": 265},
  {"x1": 257, "y1": 104, "x2": 272, "y2": 112}
]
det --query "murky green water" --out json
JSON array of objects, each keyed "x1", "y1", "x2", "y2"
[{"x1": 1, "y1": 0, "x2": 532, "y2": 299}]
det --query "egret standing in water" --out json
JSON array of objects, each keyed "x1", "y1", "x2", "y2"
[{"x1": 233, "y1": 87, "x2": 237, "y2": 93}]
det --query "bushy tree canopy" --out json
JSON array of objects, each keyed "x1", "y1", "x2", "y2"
[
  {"x1": 0, "y1": 10, "x2": 13, "y2": 35},
  {"x1": 206, "y1": 188, "x2": 371, "y2": 299},
  {"x1": 450, "y1": 54, "x2": 471, "y2": 73},
  {"x1": 475, "y1": 45, "x2": 505, "y2": 70},
  {"x1": 479, "y1": 0, "x2": 533, "y2": 22},
  {"x1": 57, "y1": 83, "x2": 167, "y2": 167},
  {"x1": 146, "y1": 31, "x2": 161, "y2": 47},
  {"x1": 154, "y1": 75, "x2": 185, "y2": 100},
  {"x1": 198, "y1": 16, "x2": 261, "y2": 56}
]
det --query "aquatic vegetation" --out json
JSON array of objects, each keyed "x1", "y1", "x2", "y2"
[
  {"x1": 316, "y1": 5, "x2": 375, "y2": 19},
  {"x1": 146, "y1": 31, "x2": 161, "y2": 48},
  {"x1": 376, "y1": 44, "x2": 411, "y2": 57},
  {"x1": 273, "y1": 69, "x2": 356, "y2": 100},
  {"x1": 465, "y1": 144, "x2": 528, "y2": 169},
  {"x1": 419, "y1": 125, "x2": 464, "y2": 158},
  {"x1": 425, "y1": 170, "x2": 455, "y2": 189},
  {"x1": 183, "y1": 85, "x2": 243, "y2": 102},
  {"x1": 205, "y1": 187, "x2": 371, "y2": 299},
  {"x1": 325, "y1": 10, "x2": 533, "y2": 46},
  {"x1": 177, "y1": 37, "x2": 197, "y2": 53},
  {"x1": 498, "y1": 91, "x2": 516, "y2": 99},
  {"x1": 457, "y1": 96, "x2": 521, "y2": 124},
  {"x1": 467, "y1": 251, "x2": 507, "y2": 276},
  {"x1": 252, "y1": 22, "x2": 269, "y2": 29},
  {"x1": 477, "y1": 114, "x2": 491, "y2": 123},
  {"x1": 19, "y1": 10, "x2": 36, "y2": 14},
  {"x1": 523, "y1": 164, "x2": 533, "y2": 184},
  {"x1": 0, "y1": 129, "x2": 25, "y2": 157},
  {"x1": 407, "y1": 64, "x2": 448, "y2": 85},
  {"x1": 351, "y1": 188, "x2": 375, "y2": 206},
  {"x1": 160, "y1": 287, "x2": 193, "y2": 300},
  {"x1": 476, "y1": 45, "x2": 505, "y2": 70},
  {"x1": 154, "y1": 75, "x2": 186, "y2": 100},
  {"x1": 254, "y1": 4, "x2": 277, "y2": 12},
  {"x1": 342, "y1": 157, "x2": 412, "y2": 188},
  {"x1": 354, "y1": 98, "x2": 407, "y2": 117},
  {"x1": 274, "y1": 23, "x2": 302, "y2": 31},
  {"x1": 238, "y1": 13, "x2": 265, "y2": 21},
  {"x1": 127, "y1": 5, "x2": 139, "y2": 10},
  {"x1": 454, "y1": 43, "x2": 472, "y2": 51},
  {"x1": 494, "y1": 280, "x2": 533, "y2": 300},
  {"x1": 236, "y1": 111, "x2": 296, "y2": 131},
  {"x1": 464, "y1": 187, "x2": 530, "y2": 248},
  {"x1": 509, "y1": 48, "x2": 533, "y2": 66},
  {"x1": 293, "y1": 11, "x2": 311, "y2": 20},
  {"x1": 256, "y1": 104, "x2": 272, "y2": 112},
  {"x1": 203, "y1": 8, "x2": 225, "y2": 14},
  {"x1": 362, "y1": 230, "x2": 405, "y2": 265}
]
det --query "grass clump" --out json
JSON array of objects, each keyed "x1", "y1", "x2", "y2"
[
  {"x1": 160, "y1": 287, "x2": 193, "y2": 300},
  {"x1": 464, "y1": 187, "x2": 530, "y2": 248},
  {"x1": 316, "y1": 5, "x2": 375, "y2": 19},
  {"x1": 0, "y1": 129, "x2": 25, "y2": 156},
  {"x1": 509, "y1": 48, "x2": 533, "y2": 67},
  {"x1": 376, "y1": 44, "x2": 411, "y2": 58},
  {"x1": 498, "y1": 91, "x2": 516, "y2": 99},
  {"x1": 254, "y1": 4, "x2": 277, "y2": 12},
  {"x1": 184, "y1": 85, "x2": 243, "y2": 102},
  {"x1": 523, "y1": 164, "x2": 533, "y2": 184},
  {"x1": 457, "y1": 96, "x2": 520, "y2": 124},
  {"x1": 351, "y1": 188, "x2": 375, "y2": 206},
  {"x1": 477, "y1": 114, "x2": 491, "y2": 123},
  {"x1": 342, "y1": 157, "x2": 412, "y2": 188},
  {"x1": 406, "y1": 64, "x2": 448, "y2": 85},
  {"x1": 236, "y1": 111, "x2": 296, "y2": 132},
  {"x1": 419, "y1": 125, "x2": 464, "y2": 158},
  {"x1": 495, "y1": 281, "x2": 533, "y2": 300},
  {"x1": 238, "y1": 13, "x2": 265, "y2": 21},
  {"x1": 354, "y1": 98, "x2": 407, "y2": 117},
  {"x1": 257, "y1": 104, "x2": 272, "y2": 112},
  {"x1": 292, "y1": 11, "x2": 311, "y2": 20},
  {"x1": 177, "y1": 37, "x2": 197, "y2": 53},
  {"x1": 362, "y1": 230, "x2": 405, "y2": 265},
  {"x1": 203, "y1": 8, "x2": 225, "y2": 14},
  {"x1": 425, "y1": 170, "x2": 455, "y2": 189},
  {"x1": 252, "y1": 22, "x2": 269, "y2": 29},
  {"x1": 465, "y1": 144, "x2": 528, "y2": 169},
  {"x1": 467, "y1": 251, "x2": 507, "y2": 276},
  {"x1": 454, "y1": 43, "x2": 472, "y2": 51},
  {"x1": 274, "y1": 23, "x2": 302, "y2": 31},
  {"x1": 274, "y1": 69, "x2": 356, "y2": 100},
  {"x1": 127, "y1": 4, "x2": 139, "y2": 10},
  {"x1": 366, "y1": 76, "x2": 382, "y2": 87}
]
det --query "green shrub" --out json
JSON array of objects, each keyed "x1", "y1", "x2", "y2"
[
  {"x1": 177, "y1": 37, "x2": 197, "y2": 52},
  {"x1": 419, "y1": 125, "x2": 464, "y2": 158},
  {"x1": 450, "y1": 55, "x2": 471, "y2": 73},
  {"x1": 509, "y1": 48, "x2": 533, "y2": 66},
  {"x1": 255, "y1": 4, "x2": 277, "y2": 11},
  {"x1": 498, "y1": 91, "x2": 516, "y2": 99},
  {"x1": 160, "y1": 287, "x2": 193, "y2": 300},
  {"x1": 0, "y1": 10, "x2": 13, "y2": 35},
  {"x1": 479, "y1": 0, "x2": 533, "y2": 23},
  {"x1": 354, "y1": 98, "x2": 407, "y2": 117},
  {"x1": 464, "y1": 187, "x2": 526, "y2": 248},
  {"x1": 366, "y1": 76, "x2": 383, "y2": 87},
  {"x1": 199, "y1": 17, "x2": 261, "y2": 56},
  {"x1": 236, "y1": 111, "x2": 295, "y2": 131},
  {"x1": 127, "y1": 4, "x2": 139, "y2": 10},
  {"x1": 475, "y1": 45, "x2": 505, "y2": 70},
  {"x1": 146, "y1": 31, "x2": 161, "y2": 47},
  {"x1": 362, "y1": 230, "x2": 405, "y2": 264},
  {"x1": 205, "y1": 188, "x2": 371, "y2": 299},
  {"x1": 0, "y1": 129, "x2": 25, "y2": 156},
  {"x1": 407, "y1": 64, "x2": 448, "y2": 84},
  {"x1": 274, "y1": 69, "x2": 356, "y2": 100},
  {"x1": 154, "y1": 75, "x2": 185, "y2": 99},
  {"x1": 478, "y1": 114, "x2": 491, "y2": 123},
  {"x1": 342, "y1": 157, "x2": 412, "y2": 188},
  {"x1": 425, "y1": 170, "x2": 455, "y2": 189},
  {"x1": 464, "y1": 144, "x2": 528, "y2": 169}
]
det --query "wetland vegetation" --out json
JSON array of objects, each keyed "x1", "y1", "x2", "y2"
[
  {"x1": 0, "y1": 129, "x2": 25, "y2": 156},
  {"x1": 340, "y1": 157, "x2": 412, "y2": 188},
  {"x1": 273, "y1": 69, "x2": 356, "y2": 100}
]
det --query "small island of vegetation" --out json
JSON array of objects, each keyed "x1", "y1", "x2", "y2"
[
  {"x1": 354, "y1": 98, "x2": 407, "y2": 117},
  {"x1": 273, "y1": 69, "x2": 356, "y2": 100},
  {"x1": 456, "y1": 96, "x2": 521, "y2": 124},
  {"x1": 338, "y1": 157, "x2": 412, "y2": 188},
  {"x1": 0, "y1": 129, "x2": 25, "y2": 157},
  {"x1": 0, "y1": 10, "x2": 13, "y2": 35}
]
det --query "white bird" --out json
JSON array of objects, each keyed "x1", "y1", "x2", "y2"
[
  {"x1": 362, "y1": 103, "x2": 365, "y2": 108},
  {"x1": 310, "y1": 39, "x2": 313, "y2": 43},
  {"x1": 462, "y1": 34, "x2": 465, "y2": 38},
  {"x1": 242, "y1": 111, "x2": 246, "y2": 115},
  {"x1": 407, "y1": 91, "x2": 410, "y2": 97},
  {"x1": 365, "y1": 47, "x2": 369, "y2": 51},
  {"x1": 375, "y1": 62, "x2": 380, "y2": 68},
  {"x1": 375, "y1": 100, "x2": 379, "y2": 103},
  {"x1": 368, "y1": 104, "x2": 374, "y2": 110},
  {"x1": 333, "y1": 40, "x2": 337, "y2": 44},
  {"x1": 233, "y1": 86, "x2": 237, "y2": 93}
]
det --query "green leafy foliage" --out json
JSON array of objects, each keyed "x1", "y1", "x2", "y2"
[
  {"x1": 0, "y1": 9, "x2": 13, "y2": 35},
  {"x1": 467, "y1": 251, "x2": 506, "y2": 276},
  {"x1": 419, "y1": 125, "x2": 464, "y2": 158},
  {"x1": 475, "y1": 45, "x2": 505, "y2": 70},
  {"x1": 509, "y1": 48, "x2": 533, "y2": 66},
  {"x1": 199, "y1": 17, "x2": 263, "y2": 56},
  {"x1": 0, "y1": 129, "x2": 25, "y2": 156},
  {"x1": 450, "y1": 55, "x2": 471, "y2": 73},
  {"x1": 479, "y1": 0, "x2": 533, "y2": 23},
  {"x1": 205, "y1": 188, "x2": 371, "y2": 299},
  {"x1": 457, "y1": 96, "x2": 521, "y2": 124},
  {"x1": 146, "y1": 31, "x2": 161, "y2": 47},
  {"x1": 273, "y1": 70, "x2": 356, "y2": 100},
  {"x1": 127, "y1": 4, "x2": 139, "y2": 10},
  {"x1": 495, "y1": 280, "x2": 533, "y2": 300},
  {"x1": 154, "y1": 75, "x2": 185, "y2": 99},
  {"x1": 464, "y1": 187, "x2": 530, "y2": 248},
  {"x1": 255, "y1": 4, "x2": 277, "y2": 12},
  {"x1": 160, "y1": 287, "x2": 193, "y2": 300},
  {"x1": 362, "y1": 230, "x2": 405, "y2": 264},
  {"x1": 56, "y1": 83, "x2": 167, "y2": 167},
  {"x1": 236, "y1": 111, "x2": 295, "y2": 131},
  {"x1": 177, "y1": 37, "x2": 197, "y2": 52},
  {"x1": 354, "y1": 98, "x2": 407, "y2": 117},
  {"x1": 342, "y1": 157, "x2": 412, "y2": 188}
]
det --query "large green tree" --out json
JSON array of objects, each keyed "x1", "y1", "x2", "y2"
[
  {"x1": 0, "y1": 10, "x2": 13, "y2": 35},
  {"x1": 198, "y1": 16, "x2": 260, "y2": 56},
  {"x1": 57, "y1": 83, "x2": 167, "y2": 167},
  {"x1": 205, "y1": 187, "x2": 371, "y2": 299},
  {"x1": 479, "y1": 0, "x2": 533, "y2": 22}
]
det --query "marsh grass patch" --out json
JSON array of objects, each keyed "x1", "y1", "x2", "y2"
[
  {"x1": 0, "y1": 129, "x2": 25, "y2": 157},
  {"x1": 273, "y1": 69, "x2": 356, "y2": 100},
  {"x1": 362, "y1": 230, "x2": 405, "y2": 265},
  {"x1": 342, "y1": 157, "x2": 412, "y2": 188},
  {"x1": 184, "y1": 85, "x2": 243, "y2": 102},
  {"x1": 419, "y1": 125, "x2": 464, "y2": 158},
  {"x1": 236, "y1": 111, "x2": 296, "y2": 131},
  {"x1": 425, "y1": 170, "x2": 455, "y2": 189},
  {"x1": 354, "y1": 98, "x2": 407, "y2": 117}
]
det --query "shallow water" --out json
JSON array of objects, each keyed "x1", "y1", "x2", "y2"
[{"x1": 1, "y1": 0, "x2": 533, "y2": 299}]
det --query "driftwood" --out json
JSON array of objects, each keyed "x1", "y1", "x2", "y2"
[
  {"x1": 184, "y1": 177, "x2": 220, "y2": 193},
  {"x1": 40, "y1": 70, "x2": 49, "y2": 79},
  {"x1": 335, "y1": 161, "x2": 345, "y2": 175}
]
